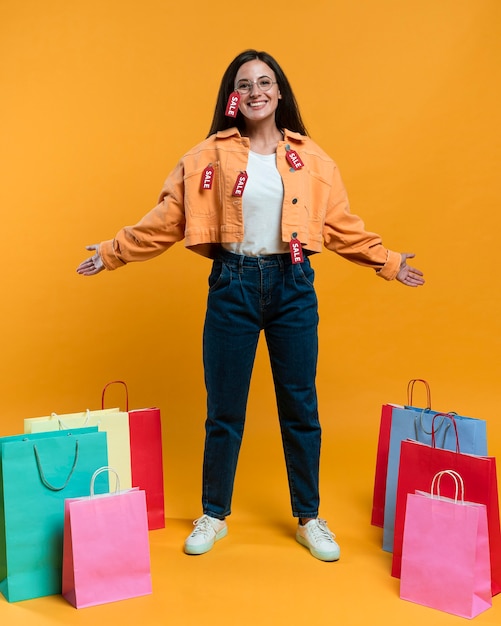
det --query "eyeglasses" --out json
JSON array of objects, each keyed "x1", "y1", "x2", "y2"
[{"x1": 234, "y1": 76, "x2": 277, "y2": 94}]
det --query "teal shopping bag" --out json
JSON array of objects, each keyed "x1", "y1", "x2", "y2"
[{"x1": 0, "y1": 428, "x2": 109, "y2": 602}]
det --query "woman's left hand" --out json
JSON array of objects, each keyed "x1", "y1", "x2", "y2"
[{"x1": 396, "y1": 253, "x2": 425, "y2": 287}]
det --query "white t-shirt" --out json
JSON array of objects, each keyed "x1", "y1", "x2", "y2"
[{"x1": 223, "y1": 151, "x2": 287, "y2": 256}]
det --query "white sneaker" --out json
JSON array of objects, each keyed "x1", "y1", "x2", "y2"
[
  {"x1": 184, "y1": 515, "x2": 228, "y2": 555},
  {"x1": 296, "y1": 518, "x2": 340, "y2": 561}
]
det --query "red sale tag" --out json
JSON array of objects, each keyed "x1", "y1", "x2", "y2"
[
  {"x1": 286, "y1": 148, "x2": 304, "y2": 170},
  {"x1": 225, "y1": 91, "x2": 241, "y2": 118},
  {"x1": 200, "y1": 165, "x2": 214, "y2": 190},
  {"x1": 289, "y1": 233, "x2": 304, "y2": 264},
  {"x1": 232, "y1": 171, "x2": 248, "y2": 197}
]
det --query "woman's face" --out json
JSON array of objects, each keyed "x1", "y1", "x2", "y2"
[{"x1": 234, "y1": 59, "x2": 281, "y2": 126}]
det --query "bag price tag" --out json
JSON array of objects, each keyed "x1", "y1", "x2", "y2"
[
  {"x1": 225, "y1": 91, "x2": 241, "y2": 118},
  {"x1": 232, "y1": 171, "x2": 248, "y2": 197},
  {"x1": 289, "y1": 232, "x2": 304, "y2": 264},
  {"x1": 200, "y1": 165, "x2": 214, "y2": 190}
]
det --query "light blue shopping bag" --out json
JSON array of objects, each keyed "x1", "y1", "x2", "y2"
[{"x1": 382, "y1": 408, "x2": 487, "y2": 552}]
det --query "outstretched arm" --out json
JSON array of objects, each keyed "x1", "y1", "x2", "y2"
[
  {"x1": 76, "y1": 245, "x2": 105, "y2": 276},
  {"x1": 396, "y1": 253, "x2": 425, "y2": 287}
]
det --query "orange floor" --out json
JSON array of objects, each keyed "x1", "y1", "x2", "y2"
[{"x1": 1, "y1": 431, "x2": 500, "y2": 626}]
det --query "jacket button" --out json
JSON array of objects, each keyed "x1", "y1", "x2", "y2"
[{"x1": 292, "y1": 198, "x2": 298, "y2": 204}]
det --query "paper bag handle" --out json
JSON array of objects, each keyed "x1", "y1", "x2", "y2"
[
  {"x1": 51, "y1": 409, "x2": 91, "y2": 430},
  {"x1": 90, "y1": 466, "x2": 120, "y2": 496},
  {"x1": 431, "y1": 412, "x2": 460, "y2": 453},
  {"x1": 413, "y1": 409, "x2": 451, "y2": 446},
  {"x1": 34, "y1": 439, "x2": 79, "y2": 491},
  {"x1": 101, "y1": 380, "x2": 129, "y2": 411},
  {"x1": 407, "y1": 379, "x2": 431, "y2": 409},
  {"x1": 431, "y1": 470, "x2": 464, "y2": 503}
]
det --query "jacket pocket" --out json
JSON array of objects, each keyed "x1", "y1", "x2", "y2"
[
  {"x1": 184, "y1": 161, "x2": 222, "y2": 218},
  {"x1": 307, "y1": 169, "x2": 331, "y2": 222}
]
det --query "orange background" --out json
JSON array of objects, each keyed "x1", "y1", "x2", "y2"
[{"x1": 1, "y1": 1, "x2": 500, "y2": 624}]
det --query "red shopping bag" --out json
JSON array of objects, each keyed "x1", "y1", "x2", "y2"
[
  {"x1": 371, "y1": 379, "x2": 431, "y2": 526},
  {"x1": 400, "y1": 470, "x2": 492, "y2": 619},
  {"x1": 62, "y1": 467, "x2": 152, "y2": 608},
  {"x1": 102, "y1": 381, "x2": 165, "y2": 530},
  {"x1": 392, "y1": 414, "x2": 501, "y2": 596}
]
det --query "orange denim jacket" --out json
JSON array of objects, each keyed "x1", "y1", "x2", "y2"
[{"x1": 99, "y1": 128, "x2": 401, "y2": 280}]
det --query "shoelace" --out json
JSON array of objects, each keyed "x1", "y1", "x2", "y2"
[
  {"x1": 191, "y1": 516, "x2": 215, "y2": 537},
  {"x1": 309, "y1": 519, "x2": 336, "y2": 543}
]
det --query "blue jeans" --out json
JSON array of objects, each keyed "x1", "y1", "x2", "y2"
[{"x1": 202, "y1": 248, "x2": 321, "y2": 520}]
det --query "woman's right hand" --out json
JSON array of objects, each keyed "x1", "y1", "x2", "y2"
[{"x1": 76, "y1": 244, "x2": 105, "y2": 276}]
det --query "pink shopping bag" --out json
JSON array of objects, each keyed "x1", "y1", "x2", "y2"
[
  {"x1": 400, "y1": 470, "x2": 492, "y2": 619},
  {"x1": 391, "y1": 414, "x2": 501, "y2": 595},
  {"x1": 62, "y1": 467, "x2": 152, "y2": 608}
]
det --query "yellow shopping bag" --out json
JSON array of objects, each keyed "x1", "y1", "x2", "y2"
[{"x1": 24, "y1": 409, "x2": 132, "y2": 489}]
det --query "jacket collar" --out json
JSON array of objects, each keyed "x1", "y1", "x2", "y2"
[
  {"x1": 282, "y1": 129, "x2": 307, "y2": 143},
  {"x1": 216, "y1": 127, "x2": 307, "y2": 143}
]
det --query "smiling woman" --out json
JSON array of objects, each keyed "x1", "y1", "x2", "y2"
[
  {"x1": 76, "y1": 48, "x2": 424, "y2": 562},
  {"x1": 1, "y1": 0, "x2": 500, "y2": 621}
]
